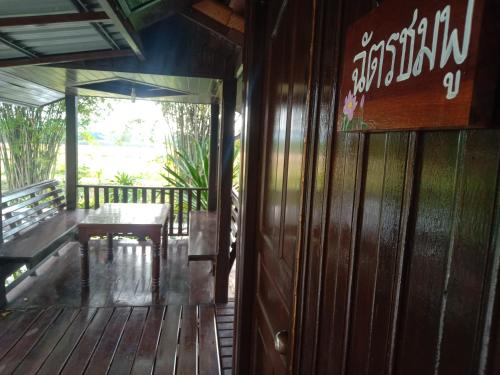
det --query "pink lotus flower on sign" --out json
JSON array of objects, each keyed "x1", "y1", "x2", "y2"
[{"x1": 343, "y1": 90, "x2": 358, "y2": 121}]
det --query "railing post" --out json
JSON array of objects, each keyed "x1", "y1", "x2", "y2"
[
  {"x1": 0, "y1": 159, "x2": 3, "y2": 245},
  {"x1": 208, "y1": 103, "x2": 220, "y2": 212},
  {"x1": 65, "y1": 94, "x2": 78, "y2": 210},
  {"x1": 215, "y1": 78, "x2": 237, "y2": 303}
]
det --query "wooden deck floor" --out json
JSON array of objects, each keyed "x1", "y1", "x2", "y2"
[
  {"x1": 6, "y1": 238, "x2": 213, "y2": 308},
  {"x1": 215, "y1": 302, "x2": 234, "y2": 375},
  {"x1": 0, "y1": 304, "x2": 219, "y2": 374},
  {"x1": 0, "y1": 238, "x2": 232, "y2": 374}
]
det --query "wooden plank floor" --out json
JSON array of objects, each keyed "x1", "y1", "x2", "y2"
[
  {"x1": 6, "y1": 238, "x2": 214, "y2": 308},
  {"x1": 0, "y1": 304, "x2": 220, "y2": 374},
  {"x1": 0, "y1": 238, "x2": 231, "y2": 374},
  {"x1": 215, "y1": 301, "x2": 234, "y2": 375}
]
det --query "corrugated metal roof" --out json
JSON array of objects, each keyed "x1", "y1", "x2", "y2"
[
  {"x1": 0, "y1": 0, "x2": 77, "y2": 17},
  {"x1": 0, "y1": 0, "x2": 130, "y2": 59},
  {"x1": 0, "y1": 70, "x2": 64, "y2": 106},
  {"x1": 0, "y1": 65, "x2": 220, "y2": 106}
]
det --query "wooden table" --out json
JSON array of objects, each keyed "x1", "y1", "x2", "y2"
[{"x1": 77, "y1": 203, "x2": 170, "y2": 292}]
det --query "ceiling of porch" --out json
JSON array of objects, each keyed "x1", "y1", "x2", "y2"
[{"x1": 0, "y1": 0, "x2": 244, "y2": 107}]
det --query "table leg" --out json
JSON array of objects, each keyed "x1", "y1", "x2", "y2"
[
  {"x1": 80, "y1": 242, "x2": 89, "y2": 289},
  {"x1": 152, "y1": 241, "x2": 160, "y2": 292},
  {"x1": 107, "y1": 233, "x2": 113, "y2": 261}
]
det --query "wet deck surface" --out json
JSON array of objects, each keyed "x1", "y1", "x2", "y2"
[
  {"x1": 215, "y1": 302, "x2": 234, "y2": 375},
  {"x1": 0, "y1": 238, "x2": 233, "y2": 374},
  {"x1": 0, "y1": 305, "x2": 219, "y2": 374},
  {"x1": 7, "y1": 238, "x2": 213, "y2": 308}
]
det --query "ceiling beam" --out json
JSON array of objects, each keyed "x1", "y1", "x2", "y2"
[
  {"x1": 97, "y1": 0, "x2": 145, "y2": 60},
  {"x1": 0, "y1": 12, "x2": 110, "y2": 28},
  {"x1": 0, "y1": 49, "x2": 135, "y2": 68},
  {"x1": 70, "y1": 0, "x2": 120, "y2": 50},
  {"x1": 181, "y1": 8, "x2": 243, "y2": 46},
  {"x1": 192, "y1": 0, "x2": 244, "y2": 34},
  {"x1": 0, "y1": 32, "x2": 39, "y2": 57},
  {"x1": 126, "y1": 0, "x2": 198, "y2": 30}
]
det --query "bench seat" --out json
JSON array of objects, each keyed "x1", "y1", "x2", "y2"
[
  {"x1": 1, "y1": 180, "x2": 90, "y2": 308},
  {"x1": 188, "y1": 211, "x2": 217, "y2": 262},
  {"x1": 0, "y1": 209, "x2": 88, "y2": 266}
]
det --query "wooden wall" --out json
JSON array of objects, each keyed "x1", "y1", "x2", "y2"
[{"x1": 295, "y1": 0, "x2": 500, "y2": 374}]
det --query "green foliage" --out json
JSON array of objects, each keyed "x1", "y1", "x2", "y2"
[
  {"x1": 161, "y1": 136, "x2": 209, "y2": 208},
  {"x1": 0, "y1": 102, "x2": 65, "y2": 190},
  {"x1": 0, "y1": 97, "x2": 106, "y2": 191},
  {"x1": 114, "y1": 171, "x2": 137, "y2": 186},
  {"x1": 161, "y1": 102, "x2": 210, "y2": 163},
  {"x1": 160, "y1": 103, "x2": 241, "y2": 209}
]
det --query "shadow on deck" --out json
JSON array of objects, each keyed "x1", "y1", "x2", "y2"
[{"x1": 0, "y1": 239, "x2": 232, "y2": 374}]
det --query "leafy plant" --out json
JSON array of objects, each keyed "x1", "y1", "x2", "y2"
[
  {"x1": 161, "y1": 135, "x2": 209, "y2": 209},
  {"x1": 114, "y1": 171, "x2": 137, "y2": 186}
]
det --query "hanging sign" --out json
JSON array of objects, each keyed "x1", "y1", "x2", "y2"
[{"x1": 337, "y1": 0, "x2": 499, "y2": 131}]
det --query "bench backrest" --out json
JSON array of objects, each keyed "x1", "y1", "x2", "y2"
[{"x1": 1, "y1": 180, "x2": 66, "y2": 243}]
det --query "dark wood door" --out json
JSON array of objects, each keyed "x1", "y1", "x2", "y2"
[{"x1": 249, "y1": 0, "x2": 314, "y2": 373}]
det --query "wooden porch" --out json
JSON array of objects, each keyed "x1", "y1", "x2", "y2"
[{"x1": 0, "y1": 238, "x2": 233, "y2": 374}]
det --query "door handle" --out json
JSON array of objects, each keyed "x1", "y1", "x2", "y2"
[{"x1": 274, "y1": 330, "x2": 288, "y2": 355}]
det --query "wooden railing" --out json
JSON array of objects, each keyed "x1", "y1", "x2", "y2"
[{"x1": 77, "y1": 185, "x2": 208, "y2": 236}]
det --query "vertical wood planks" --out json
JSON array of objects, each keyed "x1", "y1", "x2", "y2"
[
  {"x1": 108, "y1": 307, "x2": 148, "y2": 374},
  {"x1": 60, "y1": 307, "x2": 113, "y2": 374},
  {"x1": 130, "y1": 306, "x2": 165, "y2": 374},
  {"x1": 94, "y1": 187, "x2": 100, "y2": 209},
  {"x1": 178, "y1": 189, "x2": 184, "y2": 236},
  {"x1": 437, "y1": 131, "x2": 500, "y2": 374},
  {"x1": 169, "y1": 189, "x2": 175, "y2": 234},
  {"x1": 0, "y1": 308, "x2": 62, "y2": 374},
  {"x1": 177, "y1": 305, "x2": 197, "y2": 375},
  {"x1": 199, "y1": 305, "x2": 219, "y2": 375},
  {"x1": 154, "y1": 305, "x2": 181, "y2": 374},
  {"x1": 85, "y1": 307, "x2": 132, "y2": 374},
  {"x1": 104, "y1": 186, "x2": 110, "y2": 203},
  {"x1": 34, "y1": 308, "x2": 97, "y2": 375},
  {"x1": 0, "y1": 304, "x2": 221, "y2": 375},
  {"x1": 12, "y1": 308, "x2": 80, "y2": 374},
  {"x1": 65, "y1": 95, "x2": 78, "y2": 210}
]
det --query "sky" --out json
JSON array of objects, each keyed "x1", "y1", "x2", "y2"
[
  {"x1": 85, "y1": 98, "x2": 242, "y2": 146},
  {"x1": 85, "y1": 98, "x2": 169, "y2": 147}
]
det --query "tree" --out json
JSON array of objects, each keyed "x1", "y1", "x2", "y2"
[
  {"x1": 161, "y1": 102, "x2": 210, "y2": 163},
  {"x1": 0, "y1": 97, "x2": 104, "y2": 191}
]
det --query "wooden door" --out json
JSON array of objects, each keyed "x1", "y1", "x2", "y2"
[{"x1": 248, "y1": 0, "x2": 314, "y2": 373}]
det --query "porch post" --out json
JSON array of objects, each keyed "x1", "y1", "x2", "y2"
[
  {"x1": 0, "y1": 158, "x2": 3, "y2": 245},
  {"x1": 65, "y1": 94, "x2": 78, "y2": 210},
  {"x1": 208, "y1": 103, "x2": 220, "y2": 212},
  {"x1": 215, "y1": 78, "x2": 237, "y2": 303}
]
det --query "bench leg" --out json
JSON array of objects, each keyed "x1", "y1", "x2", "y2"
[
  {"x1": 107, "y1": 234, "x2": 113, "y2": 261},
  {"x1": 162, "y1": 231, "x2": 168, "y2": 260},
  {"x1": 80, "y1": 242, "x2": 90, "y2": 289},
  {"x1": 0, "y1": 276, "x2": 6, "y2": 310},
  {"x1": 152, "y1": 241, "x2": 160, "y2": 293}
]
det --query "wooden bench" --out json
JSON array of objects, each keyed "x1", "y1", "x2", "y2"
[
  {"x1": 0, "y1": 180, "x2": 88, "y2": 308},
  {"x1": 188, "y1": 206, "x2": 238, "y2": 273},
  {"x1": 188, "y1": 211, "x2": 218, "y2": 264}
]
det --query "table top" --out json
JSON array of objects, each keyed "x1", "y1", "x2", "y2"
[{"x1": 79, "y1": 203, "x2": 170, "y2": 227}]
